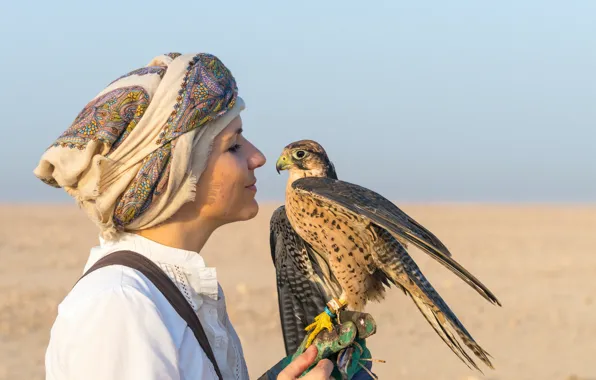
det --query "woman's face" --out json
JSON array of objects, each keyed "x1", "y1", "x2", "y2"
[{"x1": 193, "y1": 116, "x2": 266, "y2": 225}]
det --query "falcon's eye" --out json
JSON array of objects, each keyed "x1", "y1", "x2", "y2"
[{"x1": 293, "y1": 150, "x2": 308, "y2": 160}]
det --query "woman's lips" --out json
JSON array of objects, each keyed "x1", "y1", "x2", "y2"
[{"x1": 246, "y1": 182, "x2": 257, "y2": 192}]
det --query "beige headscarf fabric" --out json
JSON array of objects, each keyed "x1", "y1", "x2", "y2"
[{"x1": 34, "y1": 52, "x2": 244, "y2": 239}]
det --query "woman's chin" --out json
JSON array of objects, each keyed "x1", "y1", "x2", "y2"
[
  {"x1": 231, "y1": 200, "x2": 259, "y2": 222},
  {"x1": 243, "y1": 200, "x2": 260, "y2": 220}
]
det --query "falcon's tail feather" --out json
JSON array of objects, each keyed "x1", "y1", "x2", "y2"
[
  {"x1": 401, "y1": 260, "x2": 493, "y2": 371},
  {"x1": 408, "y1": 291, "x2": 493, "y2": 372},
  {"x1": 404, "y1": 236, "x2": 502, "y2": 307},
  {"x1": 373, "y1": 229, "x2": 494, "y2": 371}
]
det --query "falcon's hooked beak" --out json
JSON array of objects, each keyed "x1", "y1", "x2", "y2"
[{"x1": 275, "y1": 153, "x2": 291, "y2": 174}]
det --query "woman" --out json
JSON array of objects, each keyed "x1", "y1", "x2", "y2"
[{"x1": 35, "y1": 52, "x2": 338, "y2": 380}]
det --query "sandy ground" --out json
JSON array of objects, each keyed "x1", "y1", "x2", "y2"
[{"x1": 1, "y1": 203, "x2": 595, "y2": 380}]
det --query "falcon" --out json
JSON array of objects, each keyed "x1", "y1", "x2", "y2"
[{"x1": 270, "y1": 139, "x2": 501, "y2": 371}]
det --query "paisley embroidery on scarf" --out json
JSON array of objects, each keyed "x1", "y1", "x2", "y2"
[
  {"x1": 165, "y1": 52, "x2": 182, "y2": 60},
  {"x1": 156, "y1": 53, "x2": 237, "y2": 145},
  {"x1": 52, "y1": 86, "x2": 150, "y2": 151},
  {"x1": 47, "y1": 53, "x2": 238, "y2": 229},
  {"x1": 40, "y1": 177, "x2": 60, "y2": 188},
  {"x1": 108, "y1": 66, "x2": 167, "y2": 87},
  {"x1": 154, "y1": 138, "x2": 175, "y2": 195},
  {"x1": 97, "y1": 54, "x2": 237, "y2": 228},
  {"x1": 113, "y1": 142, "x2": 172, "y2": 227}
]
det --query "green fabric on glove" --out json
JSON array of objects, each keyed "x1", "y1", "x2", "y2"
[
  {"x1": 332, "y1": 337, "x2": 372, "y2": 379},
  {"x1": 292, "y1": 321, "x2": 358, "y2": 362},
  {"x1": 258, "y1": 311, "x2": 377, "y2": 380}
]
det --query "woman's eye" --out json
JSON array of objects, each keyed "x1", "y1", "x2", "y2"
[{"x1": 228, "y1": 144, "x2": 242, "y2": 153}]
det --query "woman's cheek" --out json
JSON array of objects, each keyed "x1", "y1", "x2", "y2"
[
  {"x1": 213, "y1": 178, "x2": 241, "y2": 218},
  {"x1": 205, "y1": 179, "x2": 224, "y2": 206},
  {"x1": 211, "y1": 158, "x2": 246, "y2": 219}
]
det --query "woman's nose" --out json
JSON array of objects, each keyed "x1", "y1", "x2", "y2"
[{"x1": 248, "y1": 144, "x2": 266, "y2": 170}]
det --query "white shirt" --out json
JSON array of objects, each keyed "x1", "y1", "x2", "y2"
[{"x1": 45, "y1": 233, "x2": 250, "y2": 380}]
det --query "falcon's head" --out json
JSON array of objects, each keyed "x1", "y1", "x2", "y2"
[{"x1": 275, "y1": 140, "x2": 338, "y2": 179}]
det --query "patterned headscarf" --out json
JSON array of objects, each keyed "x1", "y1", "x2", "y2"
[{"x1": 34, "y1": 52, "x2": 245, "y2": 239}]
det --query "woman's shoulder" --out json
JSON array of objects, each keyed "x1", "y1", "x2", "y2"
[
  {"x1": 45, "y1": 266, "x2": 195, "y2": 380},
  {"x1": 49, "y1": 265, "x2": 192, "y2": 350},
  {"x1": 57, "y1": 264, "x2": 183, "y2": 329},
  {"x1": 59, "y1": 266, "x2": 150, "y2": 313}
]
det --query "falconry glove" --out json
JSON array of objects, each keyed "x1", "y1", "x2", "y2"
[{"x1": 259, "y1": 311, "x2": 378, "y2": 380}]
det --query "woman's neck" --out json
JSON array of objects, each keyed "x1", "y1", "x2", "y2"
[
  {"x1": 137, "y1": 223, "x2": 214, "y2": 253},
  {"x1": 136, "y1": 207, "x2": 219, "y2": 254}
]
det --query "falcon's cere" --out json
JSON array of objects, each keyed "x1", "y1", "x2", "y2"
[{"x1": 270, "y1": 139, "x2": 501, "y2": 372}]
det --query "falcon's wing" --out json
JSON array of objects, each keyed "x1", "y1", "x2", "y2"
[
  {"x1": 269, "y1": 206, "x2": 342, "y2": 356},
  {"x1": 292, "y1": 177, "x2": 501, "y2": 306}
]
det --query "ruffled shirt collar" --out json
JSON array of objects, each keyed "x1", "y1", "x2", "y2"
[{"x1": 84, "y1": 232, "x2": 219, "y2": 303}]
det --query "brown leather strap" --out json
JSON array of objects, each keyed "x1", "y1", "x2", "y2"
[{"x1": 77, "y1": 250, "x2": 224, "y2": 380}]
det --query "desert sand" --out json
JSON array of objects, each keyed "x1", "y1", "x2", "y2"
[{"x1": 1, "y1": 203, "x2": 594, "y2": 380}]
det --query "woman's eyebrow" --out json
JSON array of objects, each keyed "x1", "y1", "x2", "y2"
[{"x1": 223, "y1": 127, "x2": 243, "y2": 142}]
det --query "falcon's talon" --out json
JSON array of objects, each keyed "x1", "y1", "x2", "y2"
[{"x1": 304, "y1": 311, "x2": 334, "y2": 347}]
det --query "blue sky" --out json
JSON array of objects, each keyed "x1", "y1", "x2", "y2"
[{"x1": 1, "y1": 0, "x2": 594, "y2": 203}]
